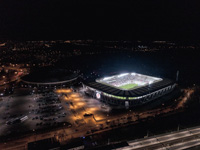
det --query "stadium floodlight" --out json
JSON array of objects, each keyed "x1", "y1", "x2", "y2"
[
  {"x1": 103, "y1": 76, "x2": 113, "y2": 81},
  {"x1": 118, "y1": 73, "x2": 129, "y2": 78},
  {"x1": 153, "y1": 77, "x2": 162, "y2": 80},
  {"x1": 149, "y1": 81, "x2": 153, "y2": 84},
  {"x1": 131, "y1": 72, "x2": 136, "y2": 76}
]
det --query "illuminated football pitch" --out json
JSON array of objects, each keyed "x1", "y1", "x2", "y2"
[
  {"x1": 119, "y1": 83, "x2": 138, "y2": 90},
  {"x1": 96, "y1": 73, "x2": 162, "y2": 90}
]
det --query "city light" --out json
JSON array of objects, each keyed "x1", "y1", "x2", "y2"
[
  {"x1": 73, "y1": 98, "x2": 81, "y2": 101},
  {"x1": 76, "y1": 102, "x2": 85, "y2": 107},
  {"x1": 70, "y1": 93, "x2": 79, "y2": 98},
  {"x1": 56, "y1": 89, "x2": 72, "y2": 93}
]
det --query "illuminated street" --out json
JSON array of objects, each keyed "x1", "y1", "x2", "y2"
[
  {"x1": 117, "y1": 127, "x2": 200, "y2": 150},
  {"x1": 0, "y1": 65, "x2": 28, "y2": 86}
]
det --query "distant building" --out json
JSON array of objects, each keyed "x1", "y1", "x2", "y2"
[{"x1": 21, "y1": 68, "x2": 79, "y2": 89}]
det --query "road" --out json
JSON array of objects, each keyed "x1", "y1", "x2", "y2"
[
  {"x1": 117, "y1": 126, "x2": 200, "y2": 150},
  {"x1": 0, "y1": 65, "x2": 28, "y2": 86}
]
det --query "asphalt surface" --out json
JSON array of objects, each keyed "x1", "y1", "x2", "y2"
[{"x1": 117, "y1": 127, "x2": 200, "y2": 150}]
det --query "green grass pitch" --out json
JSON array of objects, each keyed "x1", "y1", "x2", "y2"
[{"x1": 119, "y1": 83, "x2": 138, "y2": 90}]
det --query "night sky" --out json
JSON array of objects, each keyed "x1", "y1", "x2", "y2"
[{"x1": 0, "y1": 0, "x2": 200, "y2": 40}]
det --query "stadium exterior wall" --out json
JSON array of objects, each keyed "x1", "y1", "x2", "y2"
[
  {"x1": 21, "y1": 77, "x2": 78, "y2": 89},
  {"x1": 83, "y1": 83, "x2": 176, "y2": 108}
]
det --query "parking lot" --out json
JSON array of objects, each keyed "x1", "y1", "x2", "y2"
[
  {"x1": 0, "y1": 87, "x2": 112, "y2": 138},
  {"x1": 0, "y1": 88, "x2": 72, "y2": 137}
]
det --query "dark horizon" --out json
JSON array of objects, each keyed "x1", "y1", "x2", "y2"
[{"x1": 1, "y1": 0, "x2": 200, "y2": 41}]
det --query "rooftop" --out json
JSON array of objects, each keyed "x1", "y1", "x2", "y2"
[{"x1": 21, "y1": 68, "x2": 78, "y2": 84}]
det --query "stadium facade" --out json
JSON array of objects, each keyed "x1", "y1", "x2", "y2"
[{"x1": 83, "y1": 73, "x2": 176, "y2": 108}]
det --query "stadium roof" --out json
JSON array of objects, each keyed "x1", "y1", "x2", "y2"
[
  {"x1": 84, "y1": 78, "x2": 174, "y2": 97},
  {"x1": 21, "y1": 68, "x2": 79, "y2": 85}
]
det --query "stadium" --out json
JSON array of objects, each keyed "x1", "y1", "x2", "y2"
[
  {"x1": 21, "y1": 68, "x2": 79, "y2": 89},
  {"x1": 83, "y1": 72, "x2": 176, "y2": 108}
]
